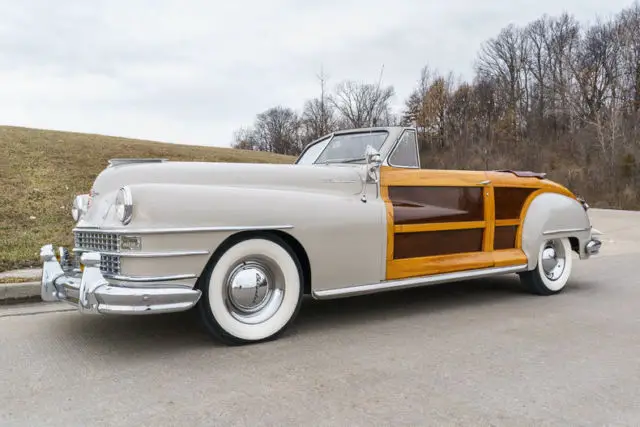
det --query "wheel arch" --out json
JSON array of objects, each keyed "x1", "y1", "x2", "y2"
[
  {"x1": 519, "y1": 191, "x2": 591, "y2": 270},
  {"x1": 194, "y1": 229, "x2": 312, "y2": 295}
]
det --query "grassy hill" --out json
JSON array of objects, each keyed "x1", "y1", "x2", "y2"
[{"x1": 0, "y1": 125, "x2": 295, "y2": 271}]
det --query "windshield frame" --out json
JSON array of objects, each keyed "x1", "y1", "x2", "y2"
[{"x1": 295, "y1": 130, "x2": 390, "y2": 165}]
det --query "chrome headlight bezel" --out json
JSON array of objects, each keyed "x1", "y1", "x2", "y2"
[
  {"x1": 71, "y1": 194, "x2": 89, "y2": 222},
  {"x1": 115, "y1": 186, "x2": 134, "y2": 225}
]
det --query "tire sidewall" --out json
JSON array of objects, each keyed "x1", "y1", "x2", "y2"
[
  {"x1": 536, "y1": 237, "x2": 573, "y2": 292},
  {"x1": 198, "y1": 235, "x2": 303, "y2": 344}
]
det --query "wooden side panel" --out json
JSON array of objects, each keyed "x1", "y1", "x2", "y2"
[
  {"x1": 516, "y1": 188, "x2": 545, "y2": 249},
  {"x1": 389, "y1": 186, "x2": 484, "y2": 225},
  {"x1": 483, "y1": 184, "x2": 495, "y2": 252},
  {"x1": 379, "y1": 166, "x2": 542, "y2": 281},
  {"x1": 492, "y1": 249, "x2": 528, "y2": 267},
  {"x1": 494, "y1": 225, "x2": 517, "y2": 250},
  {"x1": 494, "y1": 187, "x2": 536, "y2": 220},
  {"x1": 381, "y1": 166, "x2": 488, "y2": 187},
  {"x1": 387, "y1": 252, "x2": 494, "y2": 280},
  {"x1": 393, "y1": 229, "x2": 484, "y2": 259}
]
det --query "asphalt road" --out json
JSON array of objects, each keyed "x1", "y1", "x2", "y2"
[{"x1": 1, "y1": 208, "x2": 639, "y2": 426}]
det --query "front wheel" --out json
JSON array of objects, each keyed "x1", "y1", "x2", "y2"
[
  {"x1": 519, "y1": 237, "x2": 573, "y2": 295},
  {"x1": 197, "y1": 235, "x2": 304, "y2": 345}
]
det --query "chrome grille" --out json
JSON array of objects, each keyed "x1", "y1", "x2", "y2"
[
  {"x1": 74, "y1": 231, "x2": 120, "y2": 252},
  {"x1": 74, "y1": 231, "x2": 121, "y2": 276},
  {"x1": 100, "y1": 254, "x2": 121, "y2": 276}
]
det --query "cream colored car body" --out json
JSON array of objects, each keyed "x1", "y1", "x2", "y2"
[{"x1": 80, "y1": 160, "x2": 387, "y2": 293}]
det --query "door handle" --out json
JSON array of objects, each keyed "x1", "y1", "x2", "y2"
[{"x1": 479, "y1": 180, "x2": 491, "y2": 185}]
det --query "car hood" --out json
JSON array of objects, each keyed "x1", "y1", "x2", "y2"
[
  {"x1": 76, "y1": 161, "x2": 367, "y2": 228},
  {"x1": 90, "y1": 161, "x2": 365, "y2": 195}
]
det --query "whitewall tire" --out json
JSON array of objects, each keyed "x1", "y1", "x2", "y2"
[
  {"x1": 519, "y1": 237, "x2": 573, "y2": 295},
  {"x1": 197, "y1": 235, "x2": 304, "y2": 345}
]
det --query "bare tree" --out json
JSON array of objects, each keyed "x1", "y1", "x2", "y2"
[
  {"x1": 300, "y1": 67, "x2": 338, "y2": 143},
  {"x1": 232, "y1": 106, "x2": 302, "y2": 155},
  {"x1": 329, "y1": 79, "x2": 395, "y2": 128}
]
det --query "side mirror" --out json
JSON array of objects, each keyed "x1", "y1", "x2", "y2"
[
  {"x1": 365, "y1": 145, "x2": 382, "y2": 167},
  {"x1": 364, "y1": 145, "x2": 382, "y2": 184}
]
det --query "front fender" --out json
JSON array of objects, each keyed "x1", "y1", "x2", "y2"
[
  {"x1": 112, "y1": 183, "x2": 387, "y2": 293},
  {"x1": 520, "y1": 192, "x2": 592, "y2": 270}
]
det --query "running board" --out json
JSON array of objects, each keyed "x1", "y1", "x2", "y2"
[{"x1": 312, "y1": 264, "x2": 528, "y2": 300}]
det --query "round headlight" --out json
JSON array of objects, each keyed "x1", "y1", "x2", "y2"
[
  {"x1": 72, "y1": 194, "x2": 89, "y2": 222},
  {"x1": 115, "y1": 186, "x2": 133, "y2": 225}
]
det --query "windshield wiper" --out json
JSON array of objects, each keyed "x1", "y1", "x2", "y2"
[
  {"x1": 320, "y1": 157, "x2": 367, "y2": 165},
  {"x1": 340, "y1": 157, "x2": 366, "y2": 164}
]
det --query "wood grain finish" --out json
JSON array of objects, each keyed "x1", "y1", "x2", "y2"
[
  {"x1": 515, "y1": 188, "x2": 545, "y2": 249},
  {"x1": 393, "y1": 229, "x2": 484, "y2": 259},
  {"x1": 389, "y1": 186, "x2": 484, "y2": 225},
  {"x1": 494, "y1": 225, "x2": 517, "y2": 250},
  {"x1": 483, "y1": 184, "x2": 495, "y2": 252},
  {"x1": 394, "y1": 221, "x2": 485, "y2": 234},
  {"x1": 492, "y1": 249, "x2": 528, "y2": 267},
  {"x1": 387, "y1": 252, "x2": 494, "y2": 280},
  {"x1": 381, "y1": 166, "x2": 488, "y2": 187},
  {"x1": 495, "y1": 219, "x2": 520, "y2": 226},
  {"x1": 378, "y1": 165, "x2": 577, "y2": 281},
  {"x1": 494, "y1": 187, "x2": 536, "y2": 220}
]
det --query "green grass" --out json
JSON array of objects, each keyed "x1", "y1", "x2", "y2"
[{"x1": 0, "y1": 125, "x2": 295, "y2": 272}]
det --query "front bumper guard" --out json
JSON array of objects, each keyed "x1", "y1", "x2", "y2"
[{"x1": 40, "y1": 244, "x2": 202, "y2": 315}]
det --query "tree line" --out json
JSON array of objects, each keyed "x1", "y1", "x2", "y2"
[{"x1": 232, "y1": 2, "x2": 640, "y2": 209}]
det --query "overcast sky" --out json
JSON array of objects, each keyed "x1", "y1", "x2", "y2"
[{"x1": 0, "y1": 0, "x2": 634, "y2": 147}]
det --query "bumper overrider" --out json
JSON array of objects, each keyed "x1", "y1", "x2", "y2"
[
  {"x1": 585, "y1": 228, "x2": 603, "y2": 256},
  {"x1": 40, "y1": 244, "x2": 202, "y2": 315}
]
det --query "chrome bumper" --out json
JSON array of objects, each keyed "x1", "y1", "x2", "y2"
[
  {"x1": 40, "y1": 244, "x2": 202, "y2": 315},
  {"x1": 585, "y1": 228, "x2": 603, "y2": 255}
]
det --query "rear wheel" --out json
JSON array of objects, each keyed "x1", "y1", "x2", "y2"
[
  {"x1": 197, "y1": 235, "x2": 304, "y2": 345},
  {"x1": 519, "y1": 237, "x2": 573, "y2": 295}
]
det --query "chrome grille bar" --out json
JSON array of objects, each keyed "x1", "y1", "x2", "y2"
[{"x1": 73, "y1": 231, "x2": 121, "y2": 275}]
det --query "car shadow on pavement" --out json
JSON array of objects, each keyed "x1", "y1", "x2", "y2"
[{"x1": 52, "y1": 273, "x2": 595, "y2": 355}]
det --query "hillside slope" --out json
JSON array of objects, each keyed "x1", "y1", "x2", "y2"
[{"x1": 0, "y1": 126, "x2": 294, "y2": 271}]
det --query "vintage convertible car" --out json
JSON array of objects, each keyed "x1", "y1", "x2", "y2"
[{"x1": 40, "y1": 126, "x2": 602, "y2": 345}]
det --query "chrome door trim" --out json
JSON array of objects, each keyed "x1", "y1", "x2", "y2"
[
  {"x1": 312, "y1": 264, "x2": 528, "y2": 299},
  {"x1": 73, "y1": 225, "x2": 294, "y2": 235},
  {"x1": 72, "y1": 249, "x2": 209, "y2": 258}
]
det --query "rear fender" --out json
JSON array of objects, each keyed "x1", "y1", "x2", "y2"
[{"x1": 520, "y1": 192, "x2": 592, "y2": 270}]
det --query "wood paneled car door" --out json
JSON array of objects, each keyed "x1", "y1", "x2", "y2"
[
  {"x1": 380, "y1": 166, "x2": 495, "y2": 280},
  {"x1": 380, "y1": 129, "x2": 490, "y2": 280}
]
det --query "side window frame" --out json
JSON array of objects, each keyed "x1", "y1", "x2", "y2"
[{"x1": 387, "y1": 129, "x2": 420, "y2": 169}]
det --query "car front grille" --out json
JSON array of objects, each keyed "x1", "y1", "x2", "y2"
[
  {"x1": 74, "y1": 231, "x2": 120, "y2": 252},
  {"x1": 74, "y1": 231, "x2": 121, "y2": 276}
]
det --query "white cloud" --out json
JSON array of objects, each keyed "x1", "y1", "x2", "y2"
[{"x1": 0, "y1": 0, "x2": 634, "y2": 146}]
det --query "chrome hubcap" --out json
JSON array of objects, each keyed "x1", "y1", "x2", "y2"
[
  {"x1": 224, "y1": 258, "x2": 284, "y2": 324},
  {"x1": 541, "y1": 240, "x2": 566, "y2": 281},
  {"x1": 227, "y1": 262, "x2": 271, "y2": 312}
]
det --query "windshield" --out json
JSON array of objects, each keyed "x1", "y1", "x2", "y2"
[{"x1": 296, "y1": 131, "x2": 388, "y2": 165}]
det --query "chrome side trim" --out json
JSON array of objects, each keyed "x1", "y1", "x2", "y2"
[
  {"x1": 104, "y1": 273, "x2": 197, "y2": 283},
  {"x1": 73, "y1": 225, "x2": 294, "y2": 235},
  {"x1": 312, "y1": 264, "x2": 528, "y2": 300},
  {"x1": 543, "y1": 227, "x2": 590, "y2": 235},
  {"x1": 72, "y1": 248, "x2": 209, "y2": 258}
]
